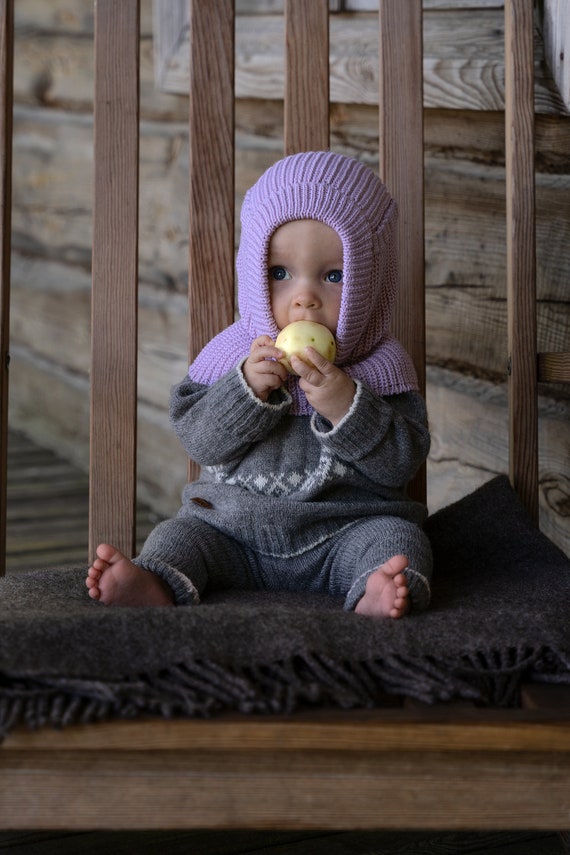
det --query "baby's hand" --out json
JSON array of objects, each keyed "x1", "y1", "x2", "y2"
[
  {"x1": 242, "y1": 335, "x2": 288, "y2": 401},
  {"x1": 291, "y1": 348, "x2": 355, "y2": 425}
]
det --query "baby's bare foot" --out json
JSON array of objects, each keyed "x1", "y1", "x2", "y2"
[
  {"x1": 85, "y1": 543, "x2": 174, "y2": 607},
  {"x1": 354, "y1": 554, "x2": 411, "y2": 619}
]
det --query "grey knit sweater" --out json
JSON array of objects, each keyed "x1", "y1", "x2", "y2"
[{"x1": 170, "y1": 363, "x2": 430, "y2": 562}]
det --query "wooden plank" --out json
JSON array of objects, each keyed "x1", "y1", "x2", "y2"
[
  {"x1": 284, "y1": 0, "x2": 329, "y2": 154},
  {"x1": 0, "y1": 0, "x2": 13, "y2": 577},
  {"x1": 6, "y1": 712, "x2": 570, "y2": 752},
  {"x1": 187, "y1": 0, "x2": 234, "y2": 364},
  {"x1": 89, "y1": 0, "x2": 140, "y2": 562},
  {"x1": 538, "y1": 351, "x2": 570, "y2": 384},
  {"x1": 5, "y1": 428, "x2": 156, "y2": 573},
  {"x1": 155, "y1": 6, "x2": 567, "y2": 116},
  {"x1": 542, "y1": 0, "x2": 570, "y2": 110},
  {"x1": 378, "y1": 0, "x2": 426, "y2": 504},
  {"x1": 379, "y1": 1, "x2": 425, "y2": 389},
  {"x1": 2, "y1": 745, "x2": 570, "y2": 830},
  {"x1": 187, "y1": 0, "x2": 235, "y2": 481},
  {"x1": 504, "y1": 0, "x2": 538, "y2": 523}
]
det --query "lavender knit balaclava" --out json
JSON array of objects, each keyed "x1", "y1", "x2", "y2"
[{"x1": 189, "y1": 151, "x2": 418, "y2": 414}]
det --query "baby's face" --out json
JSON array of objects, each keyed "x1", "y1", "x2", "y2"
[{"x1": 267, "y1": 219, "x2": 343, "y2": 334}]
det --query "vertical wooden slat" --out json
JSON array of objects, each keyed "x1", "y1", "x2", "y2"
[
  {"x1": 504, "y1": 0, "x2": 538, "y2": 522},
  {"x1": 284, "y1": 0, "x2": 329, "y2": 155},
  {"x1": 188, "y1": 0, "x2": 234, "y2": 481},
  {"x1": 0, "y1": 0, "x2": 12, "y2": 577},
  {"x1": 188, "y1": 0, "x2": 234, "y2": 362},
  {"x1": 378, "y1": 0, "x2": 425, "y2": 504},
  {"x1": 89, "y1": 0, "x2": 140, "y2": 561}
]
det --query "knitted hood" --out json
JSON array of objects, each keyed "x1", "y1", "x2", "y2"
[{"x1": 189, "y1": 151, "x2": 418, "y2": 414}]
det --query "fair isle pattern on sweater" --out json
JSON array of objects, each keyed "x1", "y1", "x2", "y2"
[{"x1": 207, "y1": 450, "x2": 351, "y2": 498}]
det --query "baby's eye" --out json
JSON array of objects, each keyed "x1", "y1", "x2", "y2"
[
  {"x1": 269, "y1": 266, "x2": 291, "y2": 281},
  {"x1": 325, "y1": 269, "x2": 343, "y2": 284}
]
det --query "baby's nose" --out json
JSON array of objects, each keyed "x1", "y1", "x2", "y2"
[{"x1": 293, "y1": 288, "x2": 320, "y2": 307}]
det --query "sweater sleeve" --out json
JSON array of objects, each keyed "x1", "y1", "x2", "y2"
[
  {"x1": 311, "y1": 383, "x2": 430, "y2": 488},
  {"x1": 170, "y1": 364, "x2": 291, "y2": 466}
]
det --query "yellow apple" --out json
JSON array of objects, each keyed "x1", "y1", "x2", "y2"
[{"x1": 275, "y1": 320, "x2": 337, "y2": 375}]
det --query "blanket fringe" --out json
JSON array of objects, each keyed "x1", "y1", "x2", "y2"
[{"x1": 1, "y1": 644, "x2": 569, "y2": 738}]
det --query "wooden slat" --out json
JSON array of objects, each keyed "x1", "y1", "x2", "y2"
[
  {"x1": 5, "y1": 712, "x2": 570, "y2": 753},
  {"x1": 187, "y1": 0, "x2": 234, "y2": 366},
  {"x1": 89, "y1": 0, "x2": 140, "y2": 562},
  {"x1": 505, "y1": 0, "x2": 538, "y2": 523},
  {"x1": 284, "y1": 0, "x2": 329, "y2": 154},
  {"x1": 187, "y1": 0, "x2": 235, "y2": 482},
  {"x1": 538, "y1": 351, "x2": 570, "y2": 384},
  {"x1": 378, "y1": 0, "x2": 426, "y2": 504},
  {"x1": 0, "y1": 0, "x2": 13, "y2": 577}
]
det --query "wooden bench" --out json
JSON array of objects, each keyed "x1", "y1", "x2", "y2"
[{"x1": 0, "y1": 0, "x2": 569, "y2": 832}]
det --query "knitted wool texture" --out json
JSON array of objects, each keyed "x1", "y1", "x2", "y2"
[{"x1": 189, "y1": 151, "x2": 418, "y2": 414}]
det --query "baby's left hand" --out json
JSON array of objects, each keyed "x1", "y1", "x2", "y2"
[{"x1": 290, "y1": 348, "x2": 355, "y2": 425}]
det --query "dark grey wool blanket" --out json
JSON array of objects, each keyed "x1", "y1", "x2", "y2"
[{"x1": 1, "y1": 476, "x2": 569, "y2": 737}]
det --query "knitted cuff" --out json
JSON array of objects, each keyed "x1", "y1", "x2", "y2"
[
  {"x1": 344, "y1": 563, "x2": 431, "y2": 614},
  {"x1": 132, "y1": 557, "x2": 200, "y2": 606}
]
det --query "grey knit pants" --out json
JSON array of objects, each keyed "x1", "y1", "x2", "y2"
[{"x1": 135, "y1": 514, "x2": 432, "y2": 612}]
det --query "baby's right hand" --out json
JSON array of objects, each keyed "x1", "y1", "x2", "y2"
[{"x1": 242, "y1": 335, "x2": 288, "y2": 401}]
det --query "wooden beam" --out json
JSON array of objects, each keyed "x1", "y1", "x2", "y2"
[
  {"x1": 188, "y1": 0, "x2": 234, "y2": 366},
  {"x1": 0, "y1": 0, "x2": 13, "y2": 577},
  {"x1": 504, "y1": 0, "x2": 538, "y2": 522},
  {"x1": 155, "y1": 6, "x2": 567, "y2": 116},
  {"x1": 379, "y1": 0, "x2": 426, "y2": 504},
  {"x1": 284, "y1": 0, "x2": 329, "y2": 154},
  {"x1": 89, "y1": 0, "x2": 140, "y2": 561},
  {"x1": 187, "y1": 0, "x2": 235, "y2": 481},
  {"x1": 3, "y1": 714, "x2": 570, "y2": 829}
]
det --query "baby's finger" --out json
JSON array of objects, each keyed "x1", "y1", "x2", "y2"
[
  {"x1": 290, "y1": 353, "x2": 326, "y2": 386},
  {"x1": 250, "y1": 345, "x2": 283, "y2": 363},
  {"x1": 303, "y1": 346, "x2": 334, "y2": 373},
  {"x1": 259, "y1": 357, "x2": 288, "y2": 381},
  {"x1": 251, "y1": 335, "x2": 276, "y2": 351}
]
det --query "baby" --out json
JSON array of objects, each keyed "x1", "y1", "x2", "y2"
[{"x1": 86, "y1": 151, "x2": 432, "y2": 618}]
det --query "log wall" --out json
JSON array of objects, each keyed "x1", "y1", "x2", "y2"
[{"x1": 8, "y1": 0, "x2": 570, "y2": 555}]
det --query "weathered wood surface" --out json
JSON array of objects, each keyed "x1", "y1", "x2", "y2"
[
  {"x1": 505, "y1": 0, "x2": 538, "y2": 520},
  {"x1": 156, "y1": 5, "x2": 569, "y2": 116},
  {"x1": 284, "y1": 0, "x2": 329, "y2": 154},
  {"x1": 16, "y1": 3, "x2": 569, "y2": 118},
  {"x1": 2, "y1": 714, "x2": 570, "y2": 830},
  {"x1": 187, "y1": 0, "x2": 235, "y2": 366},
  {"x1": 6, "y1": 430, "x2": 156, "y2": 573},
  {"x1": 542, "y1": 0, "x2": 570, "y2": 110},
  {"x1": 89, "y1": 0, "x2": 140, "y2": 562},
  {"x1": 6, "y1": 0, "x2": 570, "y2": 557},
  {"x1": 427, "y1": 367, "x2": 569, "y2": 553}
]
